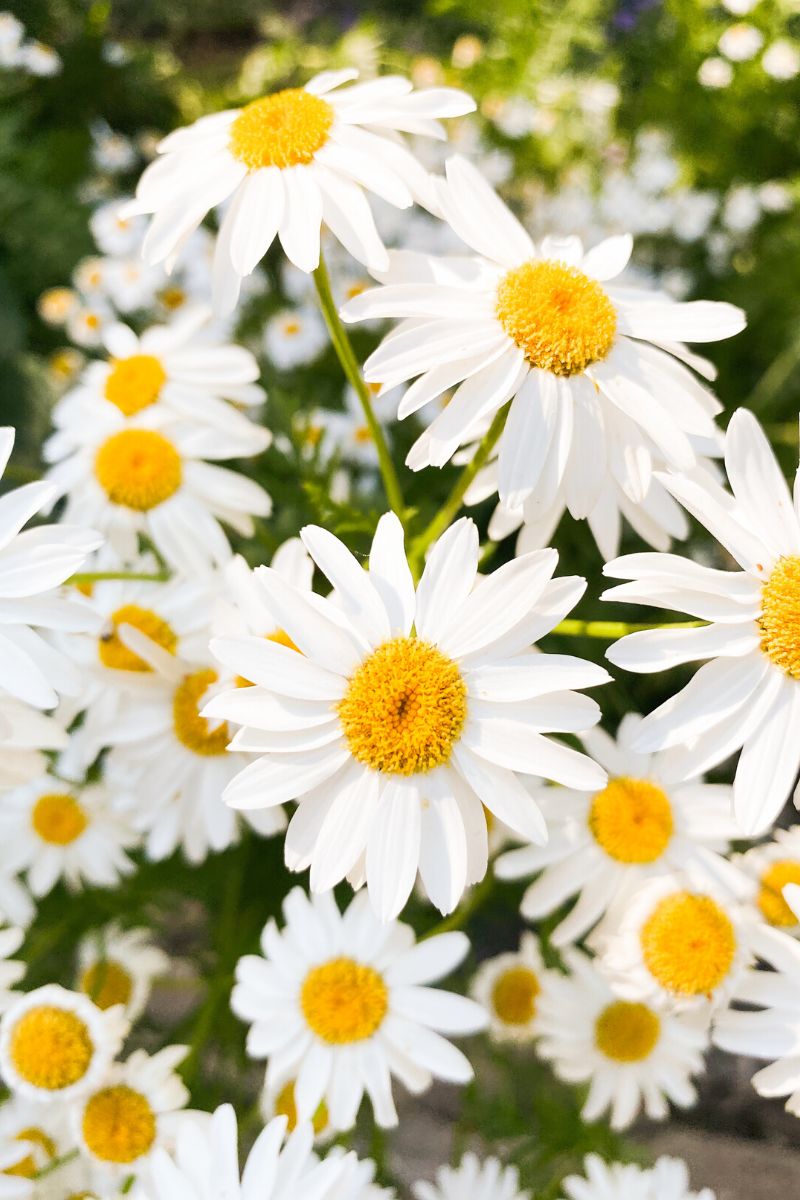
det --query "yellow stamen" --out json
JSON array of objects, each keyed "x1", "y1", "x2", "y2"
[
  {"x1": 104, "y1": 355, "x2": 167, "y2": 416},
  {"x1": 491, "y1": 965, "x2": 540, "y2": 1025},
  {"x1": 94, "y1": 429, "x2": 182, "y2": 511},
  {"x1": 594, "y1": 1000, "x2": 660, "y2": 1062},
  {"x1": 588, "y1": 777, "x2": 674, "y2": 864},
  {"x1": 173, "y1": 669, "x2": 230, "y2": 756},
  {"x1": 79, "y1": 961, "x2": 134, "y2": 1011},
  {"x1": 274, "y1": 1080, "x2": 329, "y2": 1134},
  {"x1": 98, "y1": 604, "x2": 178, "y2": 672},
  {"x1": 757, "y1": 860, "x2": 800, "y2": 926},
  {"x1": 496, "y1": 259, "x2": 617, "y2": 376},
  {"x1": 301, "y1": 957, "x2": 388, "y2": 1044},
  {"x1": 339, "y1": 637, "x2": 467, "y2": 776},
  {"x1": 82, "y1": 1085, "x2": 156, "y2": 1164},
  {"x1": 640, "y1": 891, "x2": 736, "y2": 997},
  {"x1": 229, "y1": 88, "x2": 334, "y2": 170},
  {"x1": 759, "y1": 556, "x2": 800, "y2": 679},
  {"x1": 9, "y1": 1006, "x2": 94, "y2": 1090},
  {"x1": 159, "y1": 286, "x2": 187, "y2": 311},
  {"x1": 31, "y1": 792, "x2": 88, "y2": 846}
]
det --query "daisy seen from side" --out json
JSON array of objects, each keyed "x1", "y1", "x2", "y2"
[
  {"x1": 75, "y1": 923, "x2": 169, "y2": 1021},
  {"x1": 413, "y1": 1153, "x2": 529, "y2": 1200},
  {"x1": 737, "y1": 826, "x2": 800, "y2": 933}
]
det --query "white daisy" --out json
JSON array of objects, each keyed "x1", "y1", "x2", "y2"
[
  {"x1": 603, "y1": 408, "x2": 800, "y2": 836},
  {"x1": 494, "y1": 716, "x2": 747, "y2": 947},
  {"x1": 37, "y1": 287, "x2": 78, "y2": 327},
  {"x1": 126, "y1": 70, "x2": 476, "y2": 311},
  {"x1": 560, "y1": 1154, "x2": 714, "y2": 1200},
  {"x1": 646, "y1": 1157, "x2": 715, "y2": 1200},
  {"x1": 306, "y1": 384, "x2": 398, "y2": 469},
  {"x1": 75, "y1": 1045, "x2": 191, "y2": 1175},
  {"x1": 66, "y1": 303, "x2": 112, "y2": 349},
  {"x1": 0, "y1": 1096, "x2": 70, "y2": 1190},
  {"x1": 231, "y1": 886, "x2": 488, "y2": 1131},
  {"x1": 414, "y1": 1155, "x2": 528, "y2": 1200},
  {"x1": 0, "y1": 984, "x2": 128, "y2": 1103},
  {"x1": 0, "y1": 930, "x2": 24, "y2": 1015},
  {"x1": 75, "y1": 923, "x2": 169, "y2": 1021},
  {"x1": 469, "y1": 931, "x2": 548, "y2": 1043},
  {"x1": 341, "y1": 155, "x2": 744, "y2": 513},
  {"x1": 207, "y1": 512, "x2": 609, "y2": 919},
  {"x1": 90, "y1": 199, "x2": 147, "y2": 257},
  {"x1": 264, "y1": 306, "x2": 327, "y2": 370},
  {"x1": 0, "y1": 774, "x2": 139, "y2": 899},
  {"x1": 536, "y1": 946, "x2": 708, "y2": 1130},
  {"x1": 0, "y1": 428, "x2": 102, "y2": 709},
  {"x1": 44, "y1": 407, "x2": 271, "y2": 576},
  {"x1": 738, "y1": 826, "x2": 800, "y2": 933},
  {"x1": 329, "y1": 1149, "x2": 394, "y2": 1200},
  {"x1": 0, "y1": 695, "x2": 67, "y2": 790}
]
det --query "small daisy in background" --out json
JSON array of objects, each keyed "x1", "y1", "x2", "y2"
[
  {"x1": 264, "y1": 306, "x2": 327, "y2": 369},
  {"x1": 559, "y1": 1153, "x2": 715, "y2": 1200},
  {"x1": 469, "y1": 931, "x2": 548, "y2": 1043},
  {"x1": 738, "y1": 827, "x2": 800, "y2": 933},
  {"x1": 75, "y1": 924, "x2": 169, "y2": 1020},
  {"x1": 414, "y1": 1155, "x2": 529, "y2": 1200},
  {"x1": 0, "y1": 1095, "x2": 70, "y2": 1183},
  {"x1": 306, "y1": 383, "x2": 399, "y2": 470},
  {"x1": 231, "y1": 886, "x2": 487, "y2": 1130}
]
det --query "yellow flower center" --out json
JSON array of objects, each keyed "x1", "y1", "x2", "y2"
[
  {"x1": 172, "y1": 669, "x2": 230, "y2": 756},
  {"x1": 594, "y1": 1000, "x2": 661, "y2": 1062},
  {"x1": 31, "y1": 792, "x2": 88, "y2": 845},
  {"x1": 588, "y1": 777, "x2": 674, "y2": 864},
  {"x1": 103, "y1": 355, "x2": 167, "y2": 417},
  {"x1": 159, "y1": 286, "x2": 187, "y2": 311},
  {"x1": 229, "y1": 88, "x2": 334, "y2": 170},
  {"x1": 759, "y1": 556, "x2": 800, "y2": 679},
  {"x1": 274, "y1": 1080, "x2": 329, "y2": 1135},
  {"x1": 757, "y1": 860, "x2": 800, "y2": 926},
  {"x1": 4, "y1": 1128, "x2": 57, "y2": 1178},
  {"x1": 98, "y1": 604, "x2": 178, "y2": 672},
  {"x1": 496, "y1": 259, "x2": 617, "y2": 376},
  {"x1": 81, "y1": 1085, "x2": 156, "y2": 1164},
  {"x1": 339, "y1": 637, "x2": 468, "y2": 776},
  {"x1": 491, "y1": 965, "x2": 540, "y2": 1025},
  {"x1": 79, "y1": 961, "x2": 134, "y2": 1011},
  {"x1": 301, "y1": 957, "x2": 388, "y2": 1044},
  {"x1": 640, "y1": 892, "x2": 736, "y2": 998},
  {"x1": 9, "y1": 1006, "x2": 94, "y2": 1090},
  {"x1": 94, "y1": 429, "x2": 182, "y2": 511}
]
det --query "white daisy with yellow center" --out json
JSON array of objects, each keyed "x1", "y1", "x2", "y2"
[
  {"x1": 495, "y1": 715, "x2": 748, "y2": 946},
  {"x1": 260, "y1": 1076, "x2": 332, "y2": 1143},
  {"x1": 0, "y1": 984, "x2": 128, "y2": 1103},
  {"x1": 75, "y1": 923, "x2": 169, "y2": 1022},
  {"x1": 342, "y1": 155, "x2": 744, "y2": 514},
  {"x1": 0, "y1": 1095, "x2": 69, "y2": 1196},
  {"x1": 231, "y1": 887, "x2": 487, "y2": 1131},
  {"x1": 305, "y1": 384, "x2": 399, "y2": 470},
  {"x1": 126, "y1": 70, "x2": 476, "y2": 312},
  {"x1": 413, "y1": 1153, "x2": 529, "y2": 1200},
  {"x1": 560, "y1": 1153, "x2": 715, "y2": 1200},
  {"x1": 0, "y1": 774, "x2": 138, "y2": 900},
  {"x1": 536, "y1": 946, "x2": 709, "y2": 1131},
  {"x1": 469, "y1": 932, "x2": 548, "y2": 1044},
  {"x1": 0, "y1": 427, "x2": 102, "y2": 711},
  {"x1": 264, "y1": 306, "x2": 327, "y2": 370},
  {"x1": 44, "y1": 408, "x2": 271, "y2": 576},
  {"x1": 208, "y1": 512, "x2": 609, "y2": 920},
  {"x1": 738, "y1": 826, "x2": 800, "y2": 933},
  {"x1": 604, "y1": 408, "x2": 800, "y2": 836}
]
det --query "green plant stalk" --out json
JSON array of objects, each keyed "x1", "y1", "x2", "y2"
[
  {"x1": 67, "y1": 569, "x2": 171, "y2": 585},
  {"x1": 551, "y1": 618, "x2": 704, "y2": 638},
  {"x1": 312, "y1": 252, "x2": 405, "y2": 519}
]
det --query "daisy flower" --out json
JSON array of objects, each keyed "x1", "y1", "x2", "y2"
[
  {"x1": 341, "y1": 155, "x2": 744, "y2": 512},
  {"x1": 148, "y1": 1104, "x2": 354, "y2": 1200},
  {"x1": 264, "y1": 306, "x2": 327, "y2": 370},
  {"x1": 0, "y1": 1096, "x2": 70, "y2": 1189},
  {"x1": 44, "y1": 406, "x2": 271, "y2": 576},
  {"x1": 413, "y1": 1153, "x2": 529, "y2": 1200},
  {"x1": 0, "y1": 984, "x2": 128, "y2": 1103},
  {"x1": 127, "y1": 70, "x2": 476, "y2": 311},
  {"x1": 75, "y1": 923, "x2": 169, "y2": 1020},
  {"x1": 494, "y1": 716, "x2": 747, "y2": 947},
  {"x1": 305, "y1": 384, "x2": 398, "y2": 470},
  {"x1": 0, "y1": 695, "x2": 67, "y2": 790},
  {"x1": 0, "y1": 428, "x2": 102, "y2": 710},
  {"x1": 469, "y1": 931, "x2": 548, "y2": 1043},
  {"x1": 0, "y1": 774, "x2": 139, "y2": 899},
  {"x1": 329, "y1": 1149, "x2": 394, "y2": 1200},
  {"x1": 714, "y1": 883, "x2": 800, "y2": 1115},
  {"x1": 738, "y1": 826, "x2": 800, "y2": 932},
  {"x1": 207, "y1": 512, "x2": 609, "y2": 920},
  {"x1": 536, "y1": 946, "x2": 708, "y2": 1130},
  {"x1": 75, "y1": 1045, "x2": 191, "y2": 1175},
  {"x1": 560, "y1": 1154, "x2": 714, "y2": 1200},
  {"x1": 597, "y1": 875, "x2": 756, "y2": 1014},
  {"x1": 603, "y1": 408, "x2": 800, "y2": 836},
  {"x1": 230, "y1": 886, "x2": 488, "y2": 1131}
]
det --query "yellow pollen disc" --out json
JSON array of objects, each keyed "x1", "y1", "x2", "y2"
[
  {"x1": 339, "y1": 637, "x2": 468, "y2": 776},
  {"x1": 757, "y1": 860, "x2": 800, "y2": 926},
  {"x1": 81, "y1": 1085, "x2": 156, "y2": 1164},
  {"x1": 173, "y1": 669, "x2": 230, "y2": 756},
  {"x1": 588, "y1": 777, "x2": 674, "y2": 864},
  {"x1": 103, "y1": 355, "x2": 167, "y2": 416},
  {"x1": 98, "y1": 604, "x2": 178, "y2": 672},
  {"x1": 229, "y1": 88, "x2": 334, "y2": 170},
  {"x1": 496, "y1": 259, "x2": 617, "y2": 376},
  {"x1": 640, "y1": 892, "x2": 736, "y2": 998},
  {"x1": 301, "y1": 957, "x2": 388, "y2": 1044},
  {"x1": 491, "y1": 965, "x2": 540, "y2": 1025},
  {"x1": 94, "y1": 429, "x2": 182, "y2": 512},
  {"x1": 31, "y1": 792, "x2": 88, "y2": 845},
  {"x1": 594, "y1": 1000, "x2": 660, "y2": 1062},
  {"x1": 354, "y1": 426, "x2": 372, "y2": 444},
  {"x1": 9, "y1": 1006, "x2": 94, "y2": 1090},
  {"x1": 759, "y1": 556, "x2": 800, "y2": 679},
  {"x1": 79, "y1": 961, "x2": 134, "y2": 1010},
  {"x1": 274, "y1": 1080, "x2": 329, "y2": 1134},
  {"x1": 159, "y1": 286, "x2": 187, "y2": 311}
]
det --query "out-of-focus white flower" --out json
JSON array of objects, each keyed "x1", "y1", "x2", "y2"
[
  {"x1": 75, "y1": 923, "x2": 169, "y2": 1021},
  {"x1": 719, "y1": 22, "x2": 764, "y2": 62},
  {"x1": 762, "y1": 39, "x2": 800, "y2": 80},
  {"x1": 90, "y1": 199, "x2": 147, "y2": 256},
  {"x1": 469, "y1": 932, "x2": 548, "y2": 1043},
  {"x1": 264, "y1": 306, "x2": 327, "y2": 369},
  {"x1": 698, "y1": 57, "x2": 734, "y2": 88},
  {"x1": 722, "y1": 184, "x2": 761, "y2": 232},
  {"x1": 492, "y1": 97, "x2": 539, "y2": 139},
  {"x1": 18, "y1": 41, "x2": 60, "y2": 76},
  {"x1": 37, "y1": 287, "x2": 79, "y2": 327},
  {"x1": 91, "y1": 123, "x2": 138, "y2": 174},
  {"x1": 758, "y1": 181, "x2": 792, "y2": 212},
  {"x1": 414, "y1": 1154, "x2": 529, "y2": 1200},
  {"x1": 66, "y1": 303, "x2": 114, "y2": 348}
]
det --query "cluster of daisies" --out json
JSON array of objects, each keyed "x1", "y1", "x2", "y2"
[{"x1": 2, "y1": 60, "x2": 800, "y2": 1200}]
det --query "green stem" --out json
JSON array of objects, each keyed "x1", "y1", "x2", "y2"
[
  {"x1": 67, "y1": 569, "x2": 170, "y2": 585},
  {"x1": 552, "y1": 618, "x2": 704, "y2": 638},
  {"x1": 749, "y1": 328, "x2": 800, "y2": 414},
  {"x1": 35, "y1": 1150, "x2": 79, "y2": 1180},
  {"x1": 312, "y1": 251, "x2": 405, "y2": 518}
]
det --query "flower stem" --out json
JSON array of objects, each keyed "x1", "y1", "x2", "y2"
[
  {"x1": 552, "y1": 618, "x2": 704, "y2": 638},
  {"x1": 312, "y1": 251, "x2": 406, "y2": 519},
  {"x1": 67, "y1": 569, "x2": 171, "y2": 585}
]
